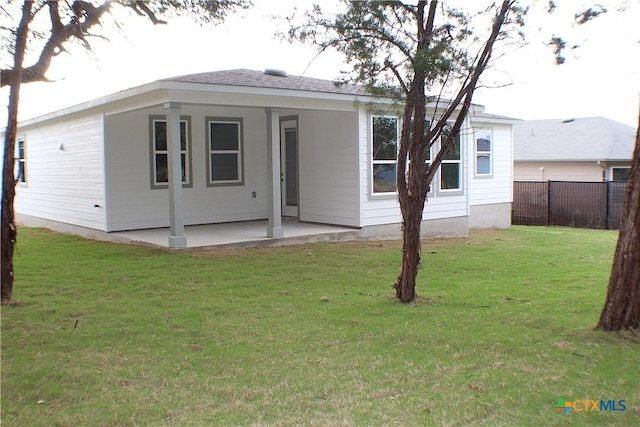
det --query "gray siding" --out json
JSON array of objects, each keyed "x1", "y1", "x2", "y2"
[
  {"x1": 104, "y1": 105, "x2": 269, "y2": 231},
  {"x1": 296, "y1": 110, "x2": 359, "y2": 227}
]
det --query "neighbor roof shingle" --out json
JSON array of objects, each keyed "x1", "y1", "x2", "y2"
[{"x1": 514, "y1": 117, "x2": 635, "y2": 162}]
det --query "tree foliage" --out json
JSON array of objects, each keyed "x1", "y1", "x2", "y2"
[
  {"x1": 544, "y1": 1, "x2": 639, "y2": 65},
  {"x1": 288, "y1": 1, "x2": 524, "y2": 302},
  {"x1": 1, "y1": 0, "x2": 250, "y2": 302}
]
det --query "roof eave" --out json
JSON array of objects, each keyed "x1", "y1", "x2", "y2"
[{"x1": 17, "y1": 81, "x2": 163, "y2": 126}]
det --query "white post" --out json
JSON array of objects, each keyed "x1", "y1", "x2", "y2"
[
  {"x1": 165, "y1": 102, "x2": 187, "y2": 248},
  {"x1": 266, "y1": 108, "x2": 283, "y2": 238}
]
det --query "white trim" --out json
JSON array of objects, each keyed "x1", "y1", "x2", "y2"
[
  {"x1": 16, "y1": 137, "x2": 27, "y2": 186},
  {"x1": 280, "y1": 118, "x2": 299, "y2": 218},
  {"x1": 266, "y1": 108, "x2": 283, "y2": 238},
  {"x1": 164, "y1": 102, "x2": 187, "y2": 249},
  {"x1": 474, "y1": 128, "x2": 493, "y2": 178},
  {"x1": 437, "y1": 126, "x2": 464, "y2": 195},
  {"x1": 371, "y1": 114, "x2": 399, "y2": 196},
  {"x1": 610, "y1": 165, "x2": 631, "y2": 181}
]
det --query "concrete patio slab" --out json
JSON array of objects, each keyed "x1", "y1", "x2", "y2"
[{"x1": 112, "y1": 219, "x2": 362, "y2": 249}]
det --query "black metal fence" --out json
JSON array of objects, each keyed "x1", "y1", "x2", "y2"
[{"x1": 512, "y1": 181, "x2": 627, "y2": 230}]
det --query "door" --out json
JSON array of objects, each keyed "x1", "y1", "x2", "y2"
[{"x1": 280, "y1": 119, "x2": 298, "y2": 217}]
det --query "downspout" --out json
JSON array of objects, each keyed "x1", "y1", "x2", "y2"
[{"x1": 597, "y1": 160, "x2": 607, "y2": 181}]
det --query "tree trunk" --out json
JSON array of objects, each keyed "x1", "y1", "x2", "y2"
[
  {"x1": 596, "y1": 113, "x2": 640, "y2": 330},
  {"x1": 394, "y1": 69, "x2": 427, "y2": 303},
  {"x1": 392, "y1": 0, "x2": 512, "y2": 303},
  {"x1": 1, "y1": 1, "x2": 33, "y2": 302},
  {"x1": 395, "y1": 196, "x2": 425, "y2": 302}
]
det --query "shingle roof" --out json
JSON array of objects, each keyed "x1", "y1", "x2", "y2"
[
  {"x1": 163, "y1": 68, "x2": 367, "y2": 96},
  {"x1": 471, "y1": 111, "x2": 519, "y2": 121},
  {"x1": 514, "y1": 117, "x2": 635, "y2": 161}
]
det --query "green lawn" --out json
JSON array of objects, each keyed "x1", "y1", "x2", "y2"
[{"x1": 1, "y1": 226, "x2": 638, "y2": 426}]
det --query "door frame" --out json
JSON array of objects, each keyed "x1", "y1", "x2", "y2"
[{"x1": 280, "y1": 116, "x2": 299, "y2": 217}]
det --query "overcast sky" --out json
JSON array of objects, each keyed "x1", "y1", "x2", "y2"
[{"x1": 2, "y1": 0, "x2": 639, "y2": 128}]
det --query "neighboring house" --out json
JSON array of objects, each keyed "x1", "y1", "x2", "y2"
[
  {"x1": 513, "y1": 117, "x2": 635, "y2": 182},
  {"x1": 8, "y1": 69, "x2": 514, "y2": 248}
]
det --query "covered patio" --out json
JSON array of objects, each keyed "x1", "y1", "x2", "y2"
[{"x1": 110, "y1": 219, "x2": 361, "y2": 250}]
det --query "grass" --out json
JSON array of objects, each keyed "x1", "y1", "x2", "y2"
[{"x1": 1, "y1": 226, "x2": 638, "y2": 426}]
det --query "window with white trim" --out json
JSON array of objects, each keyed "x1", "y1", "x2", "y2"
[
  {"x1": 16, "y1": 137, "x2": 26, "y2": 184},
  {"x1": 475, "y1": 128, "x2": 492, "y2": 176},
  {"x1": 439, "y1": 125, "x2": 462, "y2": 191},
  {"x1": 149, "y1": 116, "x2": 191, "y2": 189},
  {"x1": 425, "y1": 141, "x2": 433, "y2": 193},
  {"x1": 611, "y1": 167, "x2": 630, "y2": 182},
  {"x1": 372, "y1": 115, "x2": 398, "y2": 194},
  {"x1": 207, "y1": 118, "x2": 244, "y2": 186}
]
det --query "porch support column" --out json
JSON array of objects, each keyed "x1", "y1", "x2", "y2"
[
  {"x1": 266, "y1": 108, "x2": 283, "y2": 238},
  {"x1": 165, "y1": 102, "x2": 187, "y2": 248}
]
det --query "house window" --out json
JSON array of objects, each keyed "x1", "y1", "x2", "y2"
[
  {"x1": 207, "y1": 117, "x2": 244, "y2": 186},
  {"x1": 424, "y1": 141, "x2": 432, "y2": 193},
  {"x1": 16, "y1": 138, "x2": 26, "y2": 184},
  {"x1": 372, "y1": 116, "x2": 398, "y2": 194},
  {"x1": 475, "y1": 128, "x2": 492, "y2": 176},
  {"x1": 611, "y1": 167, "x2": 630, "y2": 181},
  {"x1": 439, "y1": 125, "x2": 462, "y2": 191},
  {"x1": 149, "y1": 116, "x2": 191, "y2": 189}
]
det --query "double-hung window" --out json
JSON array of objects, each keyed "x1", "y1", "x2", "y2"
[
  {"x1": 439, "y1": 125, "x2": 462, "y2": 191},
  {"x1": 207, "y1": 117, "x2": 244, "y2": 186},
  {"x1": 475, "y1": 128, "x2": 492, "y2": 176},
  {"x1": 16, "y1": 138, "x2": 26, "y2": 184},
  {"x1": 150, "y1": 116, "x2": 191, "y2": 188},
  {"x1": 372, "y1": 116, "x2": 398, "y2": 194}
]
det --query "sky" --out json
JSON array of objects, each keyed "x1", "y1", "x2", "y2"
[{"x1": 1, "y1": 0, "x2": 639, "y2": 128}]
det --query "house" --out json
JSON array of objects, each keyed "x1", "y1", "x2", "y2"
[
  {"x1": 9, "y1": 69, "x2": 514, "y2": 248},
  {"x1": 513, "y1": 117, "x2": 635, "y2": 182}
]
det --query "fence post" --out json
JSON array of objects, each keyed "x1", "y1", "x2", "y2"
[
  {"x1": 605, "y1": 180, "x2": 611, "y2": 229},
  {"x1": 547, "y1": 180, "x2": 552, "y2": 226}
]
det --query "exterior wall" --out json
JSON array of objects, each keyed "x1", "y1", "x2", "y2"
[
  {"x1": 468, "y1": 203, "x2": 511, "y2": 229},
  {"x1": 104, "y1": 105, "x2": 269, "y2": 231},
  {"x1": 468, "y1": 122, "x2": 513, "y2": 228},
  {"x1": 13, "y1": 81, "x2": 515, "y2": 237},
  {"x1": 105, "y1": 105, "x2": 362, "y2": 232},
  {"x1": 358, "y1": 109, "x2": 471, "y2": 229},
  {"x1": 603, "y1": 161, "x2": 632, "y2": 181},
  {"x1": 16, "y1": 213, "x2": 134, "y2": 244},
  {"x1": 15, "y1": 112, "x2": 107, "y2": 230},
  {"x1": 293, "y1": 109, "x2": 360, "y2": 227},
  {"x1": 360, "y1": 216, "x2": 468, "y2": 240},
  {"x1": 514, "y1": 161, "x2": 604, "y2": 182}
]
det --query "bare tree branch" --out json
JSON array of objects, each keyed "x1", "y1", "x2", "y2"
[
  {"x1": 1, "y1": 1, "x2": 113, "y2": 86},
  {"x1": 127, "y1": 1, "x2": 168, "y2": 25},
  {"x1": 0, "y1": 0, "x2": 189, "y2": 87}
]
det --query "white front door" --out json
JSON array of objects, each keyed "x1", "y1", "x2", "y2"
[{"x1": 280, "y1": 119, "x2": 298, "y2": 217}]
